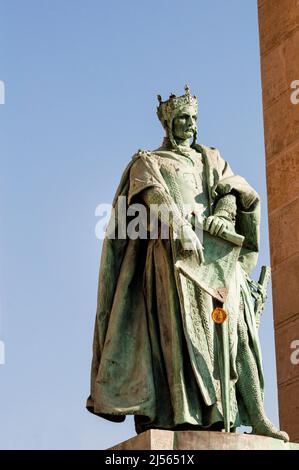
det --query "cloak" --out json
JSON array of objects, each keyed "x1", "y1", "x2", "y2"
[{"x1": 86, "y1": 144, "x2": 262, "y2": 429}]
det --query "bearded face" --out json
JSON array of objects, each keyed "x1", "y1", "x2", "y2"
[{"x1": 172, "y1": 105, "x2": 198, "y2": 143}]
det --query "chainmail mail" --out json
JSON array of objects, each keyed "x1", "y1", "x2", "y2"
[
  {"x1": 214, "y1": 194, "x2": 237, "y2": 223},
  {"x1": 236, "y1": 300, "x2": 289, "y2": 441}
]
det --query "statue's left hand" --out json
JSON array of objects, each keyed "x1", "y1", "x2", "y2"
[{"x1": 204, "y1": 215, "x2": 233, "y2": 237}]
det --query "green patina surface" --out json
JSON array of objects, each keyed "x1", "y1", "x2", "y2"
[{"x1": 87, "y1": 87, "x2": 289, "y2": 443}]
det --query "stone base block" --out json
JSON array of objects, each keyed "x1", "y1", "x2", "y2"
[{"x1": 110, "y1": 430, "x2": 299, "y2": 450}]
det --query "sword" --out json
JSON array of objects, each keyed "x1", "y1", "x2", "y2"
[
  {"x1": 244, "y1": 265, "x2": 271, "y2": 329},
  {"x1": 255, "y1": 266, "x2": 271, "y2": 329},
  {"x1": 179, "y1": 215, "x2": 244, "y2": 432},
  {"x1": 212, "y1": 305, "x2": 230, "y2": 433}
]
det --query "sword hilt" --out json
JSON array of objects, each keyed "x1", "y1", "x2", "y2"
[{"x1": 255, "y1": 265, "x2": 271, "y2": 328}]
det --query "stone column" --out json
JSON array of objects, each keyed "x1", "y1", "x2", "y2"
[{"x1": 258, "y1": 0, "x2": 299, "y2": 442}]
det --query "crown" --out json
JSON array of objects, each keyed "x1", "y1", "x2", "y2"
[{"x1": 157, "y1": 85, "x2": 198, "y2": 125}]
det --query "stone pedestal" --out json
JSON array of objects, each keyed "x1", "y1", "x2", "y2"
[{"x1": 110, "y1": 430, "x2": 299, "y2": 450}]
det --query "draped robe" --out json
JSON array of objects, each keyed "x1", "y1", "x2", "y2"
[{"x1": 86, "y1": 142, "x2": 263, "y2": 431}]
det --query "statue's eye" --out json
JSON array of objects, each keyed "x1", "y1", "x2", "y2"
[{"x1": 193, "y1": 115, "x2": 197, "y2": 121}]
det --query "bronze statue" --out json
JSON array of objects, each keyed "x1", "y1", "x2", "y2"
[{"x1": 87, "y1": 86, "x2": 288, "y2": 442}]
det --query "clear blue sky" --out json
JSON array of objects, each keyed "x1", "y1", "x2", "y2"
[{"x1": 0, "y1": 0, "x2": 278, "y2": 449}]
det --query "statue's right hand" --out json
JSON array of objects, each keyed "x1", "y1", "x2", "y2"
[{"x1": 179, "y1": 225, "x2": 205, "y2": 263}]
